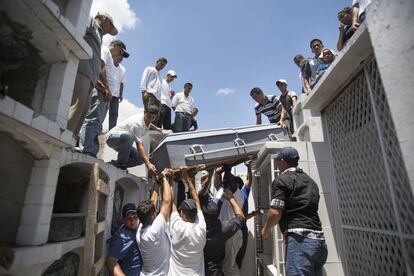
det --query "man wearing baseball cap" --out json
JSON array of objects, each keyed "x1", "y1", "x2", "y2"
[
  {"x1": 156, "y1": 70, "x2": 178, "y2": 130},
  {"x1": 107, "y1": 203, "x2": 142, "y2": 276},
  {"x1": 169, "y1": 167, "x2": 206, "y2": 275},
  {"x1": 261, "y1": 147, "x2": 327, "y2": 276}
]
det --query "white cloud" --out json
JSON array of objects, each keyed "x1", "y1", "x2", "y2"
[
  {"x1": 102, "y1": 99, "x2": 144, "y2": 133},
  {"x1": 216, "y1": 88, "x2": 236, "y2": 96},
  {"x1": 90, "y1": 0, "x2": 139, "y2": 34}
]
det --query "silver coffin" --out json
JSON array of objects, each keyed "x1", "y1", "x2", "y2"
[{"x1": 150, "y1": 124, "x2": 289, "y2": 170}]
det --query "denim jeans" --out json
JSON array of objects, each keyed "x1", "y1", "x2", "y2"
[
  {"x1": 80, "y1": 89, "x2": 109, "y2": 157},
  {"x1": 106, "y1": 132, "x2": 144, "y2": 168},
  {"x1": 109, "y1": 96, "x2": 119, "y2": 131},
  {"x1": 173, "y1": 112, "x2": 191, "y2": 132},
  {"x1": 156, "y1": 104, "x2": 172, "y2": 130},
  {"x1": 285, "y1": 233, "x2": 328, "y2": 276}
]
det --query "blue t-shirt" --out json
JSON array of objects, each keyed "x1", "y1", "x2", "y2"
[
  {"x1": 240, "y1": 185, "x2": 250, "y2": 215},
  {"x1": 108, "y1": 225, "x2": 142, "y2": 276}
]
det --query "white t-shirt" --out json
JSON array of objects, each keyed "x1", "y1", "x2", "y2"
[
  {"x1": 109, "y1": 64, "x2": 125, "y2": 98},
  {"x1": 219, "y1": 188, "x2": 244, "y2": 223},
  {"x1": 352, "y1": 0, "x2": 372, "y2": 17},
  {"x1": 101, "y1": 45, "x2": 117, "y2": 92},
  {"x1": 160, "y1": 79, "x2": 173, "y2": 107},
  {"x1": 107, "y1": 113, "x2": 149, "y2": 144},
  {"x1": 140, "y1": 66, "x2": 162, "y2": 100},
  {"x1": 136, "y1": 213, "x2": 171, "y2": 276},
  {"x1": 169, "y1": 210, "x2": 206, "y2": 276},
  {"x1": 172, "y1": 92, "x2": 194, "y2": 114}
]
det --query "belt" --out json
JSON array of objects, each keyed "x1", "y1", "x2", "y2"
[{"x1": 176, "y1": 111, "x2": 192, "y2": 116}]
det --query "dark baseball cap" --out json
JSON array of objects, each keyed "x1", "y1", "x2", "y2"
[
  {"x1": 146, "y1": 104, "x2": 159, "y2": 115},
  {"x1": 111, "y1": 40, "x2": 130, "y2": 58},
  {"x1": 275, "y1": 147, "x2": 300, "y2": 162},
  {"x1": 122, "y1": 203, "x2": 137, "y2": 218},
  {"x1": 178, "y1": 199, "x2": 197, "y2": 212}
]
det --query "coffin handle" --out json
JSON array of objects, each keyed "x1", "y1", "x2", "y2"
[
  {"x1": 189, "y1": 144, "x2": 205, "y2": 154},
  {"x1": 268, "y1": 133, "x2": 279, "y2": 141},
  {"x1": 233, "y1": 138, "x2": 246, "y2": 147}
]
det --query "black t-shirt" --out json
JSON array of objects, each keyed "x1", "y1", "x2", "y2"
[
  {"x1": 270, "y1": 168, "x2": 322, "y2": 233},
  {"x1": 204, "y1": 217, "x2": 245, "y2": 275}
]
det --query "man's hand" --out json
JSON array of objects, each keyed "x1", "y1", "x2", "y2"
[
  {"x1": 351, "y1": 21, "x2": 360, "y2": 30},
  {"x1": 95, "y1": 80, "x2": 106, "y2": 91},
  {"x1": 223, "y1": 188, "x2": 234, "y2": 200},
  {"x1": 162, "y1": 168, "x2": 174, "y2": 179},
  {"x1": 338, "y1": 23, "x2": 345, "y2": 31},
  {"x1": 104, "y1": 88, "x2": 112, "y2": 102},
  {"x1": 279, "y1": 120, "x2": 287, "y2": 128},
  {"x1": 179, "y1": 166, "x2": 189, "y2": 180},
  {"x1": 119, "y1": 97, "x2": 123, "y2": 103},
  {"x1": 261, "y1": 227, "x2": 271, "y2": 239},
  {"x1": 147, "y1": 162, "x2": 157, "y2": 177}
]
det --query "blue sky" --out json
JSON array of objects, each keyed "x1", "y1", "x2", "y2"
[{"x1": 93, "y1": 0, "x2": 350, "y2": 130}]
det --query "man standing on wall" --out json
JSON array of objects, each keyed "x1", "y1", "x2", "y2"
[
  {"x1": 67, "y1": 12, "x2": 118, "y2": 141},
  {"x1": 108, "y1": 40, "x2": 129, "y2": 131},
  {"x1": 172, "y1": 83, "x2": 194, "y2": 132},
  {"x1": 250, "y1": 87, "x2": 288, "y2": 128},
  {"x1": 276, "y1": 79, "x2": 297, "y2": 135},
  {"x1": 261, "y1": 147, "x2": 327, "y2": 276},
  {"x1": 156, "y1": 70, "x2": 177, "y2": 130},
  {"x1": 140, "y1": 57, "x2": 168, "y2": 113}
]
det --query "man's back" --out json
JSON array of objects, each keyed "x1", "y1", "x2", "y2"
[
  {"x1": 136, "y1": 214, "x2": 170, "y2": 275},
  {"x1": 169, "y1": 210, "x2": 206, "y2": 276}
]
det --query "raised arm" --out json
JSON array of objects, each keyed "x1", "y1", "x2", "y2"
[
  {"x1": 135, "y1": 141, "x2": 157, "y2": 177},
  {"x1": 224, "y1": 189, "x2": 245, "y2": 220},
  {"x1": 150, "y1": 179, "x2": 160, "y2": 209},
  {"x1": 180, "y1": 167, "x2": 201, "y2": 210},
  {"x1": 159, "y1": 168, "x2": 173, "y2": 221}
]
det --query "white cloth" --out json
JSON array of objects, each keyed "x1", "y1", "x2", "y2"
[
  {"x1": 168, "y1": 210, "x2": 206, "y2": 276},
  {"x1": 109, "y1": 64, "x2": 125, "y2": 97},
  {"x1": 171, "y1": 92, "x2": 194, "y2": 114},
  {"x1": 101, "y1": 45, "x2": 117, "y2": 92},
  {"x1": 219, "y1": 188, "x2": 244, "y2": 223},
  {"x1": 107, "y1": 113, "x2": 149, "y2": 144},
  {"x1": 136, "y1": 214, "x2": 171, "y2": 276},
  {"x1": 352, "y1": 0, "x2": 372, "y2": 17},
  {"x1": 140, "y1": 66, "x2": 162, "y2": 100},
  {"x1": 308, "y1": 55, "x2": 322, "y2": 81},
  {"x1": 160, "y1": 79, "x2": 173, "y2": 107}
]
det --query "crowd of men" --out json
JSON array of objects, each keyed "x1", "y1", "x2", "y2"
[{"x1": 106, "y1": 162, "x2": 261, "y2": 276}]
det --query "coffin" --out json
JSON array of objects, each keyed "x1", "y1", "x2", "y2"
[{"x1": 150, "y1": 124, "x2": 289, "y2": 171}]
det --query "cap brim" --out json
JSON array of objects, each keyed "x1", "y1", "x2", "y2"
[
  {"x1": 109, "y1": 25, "x2": 118, "y2": 36},
  {"x1": 122, "y1": 51, "x2": 130, "y2": 58}
]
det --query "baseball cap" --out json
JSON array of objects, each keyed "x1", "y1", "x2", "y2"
[
  {"x1": 276, "y1": 79, "x2": 288, "y2": 86},
  {"x1": 122, "y1": 203, "x2": 137, "y2": 218},
  {"x1": 96, "y1": 12, "x2": 118, "y2": 36},
  {"x1": 275, "y1": 147, "x2": 300, "y2": 162},
  {"x1": 178, "y1": 199, "x2": 197, "y2": 212},
  {"x1": 111, "y1": 40, "x2": 130, "y2": 58},
  {"x1": 167, "y1": 70, "x2": 177, "y2": 78}
]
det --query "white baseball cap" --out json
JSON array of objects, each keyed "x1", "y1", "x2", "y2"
[
  {"x1": 276, "y1": 79, "x2": 288, "y2": 86},
  {"x1": 200, "y1": 170, "x2": 209, "y2": 178},
  {"x1": 167, "y1": 70, "x2": 177, "y2": 78}
]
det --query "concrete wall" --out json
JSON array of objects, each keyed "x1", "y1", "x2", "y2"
[
  {"x1": 366, "y1": 0, "x2": 414, "y2": 192},
  {"x1": 0, "y1": 132, "x2": 35, "y2": 245}
]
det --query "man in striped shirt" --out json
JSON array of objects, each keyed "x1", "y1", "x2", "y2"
[{"x1": 250, "y1": 87, "x2": 288, "y2": 127}]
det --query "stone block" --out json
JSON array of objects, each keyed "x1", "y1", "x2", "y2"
[
  {"x1": 307, "y1": 142, "x2": 332, "y2": 162},
  {"x1": 21, "y1": 246, "x2": 41, "y2": 267},
  {"x1": 47, "y1": 120, "x2": 61, "y2": 139},
  {"x1": 60, "y1": 129, "x2": 75, "y2": 146},
  {"x1": 47, "y1": 63, "x2": 67, "y2": 87},
  {"x1": 308, "y1": 161, "x2": 333, "y2": 194},
  {"x1": 20, "y1": 204, "x2": 54, "y2": 225},
  {"x1": 0, "y1": 96, "x2": 16, "y2": 117},
  {"x1": 24, "y1": 185, "x2": 57, "y2": 205},
  {"x1": 39, "y1": 244, "x2": 58, "y2": 263},
  {"x1": 16, "y1": 224, "x2": 50, "y2": 246},
  {"x1": 13, "y1": 102, "x2": 34, "y2": 126},
  {"x1": 323, "y1": 227, "x2": 340, "y2": 263},
  {"x1": 31, "y1": 115, "x2": 50, "y2": 133},
  {"x1": 29, "y1": 165, "x2": 60, "y2": 186}
]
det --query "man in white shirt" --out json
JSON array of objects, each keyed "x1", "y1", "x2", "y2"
[
  {"x1": 136, "y1": 168, "x2": 173, "y2": 276},
  {"x1": 106, "y1": 106, "x2": 158, "y2": 176},
  {"x1": 140, "y1": 57, "x2": 167, "y2": 113},
  {"x1": 80, "y1": 39, "x2": 125, "y2": 157},
  {"x1": 156, "y1": 70, "x2": 177, "y2": 130},
  {"x1": 302, "y1": 38, "x2": 324, "y2": 95},
  {"x1": 172, "y1": 82, "x2": 194, "y2": 132},
  {"x1": 108, "y1": 40, "x2": 129, "y2": 131},
  {"x1": 169, "y1": 167, "x2": 206, "y2": 276}
]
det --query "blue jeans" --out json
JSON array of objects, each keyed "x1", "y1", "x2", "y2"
[
  {"x1": 106, "y1": 132, "x2": 144, "y2": 168},
  {"x1": 174, "y1": 112, "x2": 191, "y2": 132},
  {"x1": 285, "y1": 233, "x2": 328, "y2": 276},
  {"x1": 109, "y1": 96, "x2": 119, "y2": 131},
  {"x1": 80, "y1": 89, "x2": 109, "y2": 157}
]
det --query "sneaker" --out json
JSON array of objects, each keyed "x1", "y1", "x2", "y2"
[{"x1": 107, "y1": 160, "x2": 128, "y2": 173}]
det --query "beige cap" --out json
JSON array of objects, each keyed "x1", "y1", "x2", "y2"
[{"x1": 96, "y1": 11, "x2": 118, "y2": 36}]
